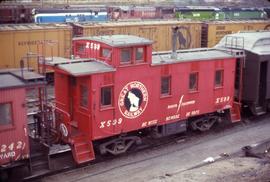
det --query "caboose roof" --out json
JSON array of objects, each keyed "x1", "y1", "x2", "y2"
[
  {"x1": 0, "y1": 69, "x2": 45, "y2": 89},
  {"x1": 215, "y1": 31, "x2": 270, "y2": 55},
  {"x1": 57, "y1": 61, "x2": 115, "y2": 76},
  {"x1": 73, "y1": 35, "x2": 153, "y2": 47},
  {"x1": 0, "y1": 73, "x2": 25, "y2": 89},
  {"x1": 45, "y1": 57, "x2": 115, "y2": 76},
  {"x1": 152, "y1": 48, "x2": 237, "y2": 66}
]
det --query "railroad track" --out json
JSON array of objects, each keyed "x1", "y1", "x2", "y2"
[{"x1": 21, "y1": 113, "x2": 270, "y2": 182}]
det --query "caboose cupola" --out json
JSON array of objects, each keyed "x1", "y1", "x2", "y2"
[{"x1": 73, "y1": 35, "x2": 153, "y2": 67}]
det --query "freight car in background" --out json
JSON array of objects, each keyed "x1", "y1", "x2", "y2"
[
  {"x1": 175, "y1": 6, "x2": 268, "y2": 21},
  {"x1": 201, "y1": 20, "x2": 270, "y2": 47},
  {"x1": 216, "y1": 31, "x2": 270, "y2": 115},
  {"x1": 72, "y1": 20, "x2": 202, "y2": 51},
  {"x1": 33, "y1": 8, "x2": 108, "y2": 24},
  {"x1": 175, "y1": 6, "x2": 221, "y2": 20},
  {"x1": 0, "y1": 4, "x2": 34, "y2": 24},
  {"x1": 220, "y1": 7, "x2": 268, "y2": 20},
  {"x1": 0, "y1": 24, "x2": 72, "y2": 71}
]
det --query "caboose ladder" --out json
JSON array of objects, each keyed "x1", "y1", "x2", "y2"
[{"x1": 71, "y1": 134, "x2": 95, "y2": 164}]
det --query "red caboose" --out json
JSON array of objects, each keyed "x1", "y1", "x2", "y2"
[
  {"x1": 48, "y1": 35, "x2": 243, "y2": 164},
  {"x1": 0, "y1": 70, "x2": 45, "y2": 175}
]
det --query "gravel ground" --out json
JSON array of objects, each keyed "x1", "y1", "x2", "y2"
[
  {"x1": 150, "y1": 157, "x2": 270, "y2": 182},
  {"x1": 42, "y1": 117, "x2": 270, "y2": 182}
]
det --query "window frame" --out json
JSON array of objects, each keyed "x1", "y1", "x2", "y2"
[
  {"x1": 134, "y1": 47, "x2": 145, "y2": 63},
  {"x1": 189, "y1": 72, "x2": 199, "y2": 92},
  {"x1": 100, "y1": 85, "x2": 114, "y2": 109},
  {"x1": 100, "y1": 47, "x2": 112, "y2": 61},
  {"x1": 214, "y1": 69, "x2": 224, "y2": 88},
  {"x1": 79, "y1": 84, "x2": 89, "y2": 109},
  {"x1": 0, "y1": 102, "x2": 14, "y2": 131},
  {"x1": 75, "y1": 42, "x2": 87, "y2": 55},
  {"x1": 120, "y1": 48, "x2": 132, "y2": 64},
  {"x1": 160, "y1": 75, "x2": 172, "y2": 97}
]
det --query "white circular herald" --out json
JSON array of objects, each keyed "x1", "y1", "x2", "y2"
[
  {"x1": 118, "y1": 81, "x2": 149, "y2": 119},
  {"x1": 59, "y1": 123, "x2": 68, "y2": 137}
]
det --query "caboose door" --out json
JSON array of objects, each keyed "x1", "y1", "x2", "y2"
[
  {"x1": 258, "y1": 61, "x2": 268, "y2": 107},
  {"x1": 69, "y1": 76, "x2": 90, "y2": 135},
  {"x1": 69, "y1": 76, "x2": 78, "y2": 130}
]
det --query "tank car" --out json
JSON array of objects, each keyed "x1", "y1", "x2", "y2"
[
  {"x1": 46, "y1": 33, "x2": 243, "y2": 164},
  {"x1": 216, "y1": 31, "x2": 270, "y2": 115}
]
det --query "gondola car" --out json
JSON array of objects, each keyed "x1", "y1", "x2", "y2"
[
  {"x1": 46, "y1": 33, "x2": 243, "y2": 164},
  {"x1": 216, "y1": 31, "x2": 270, "y2": 115}
]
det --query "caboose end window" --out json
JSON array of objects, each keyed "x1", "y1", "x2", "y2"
[
  {"x1": 161, "y1": 76, "x2": 171, "y2": 96},
  {"x1": 101, "y1": 86, "x2": 112, "y2": 106},
  {"x1": 0, "y1": 103, "x2": 12, "y2": 125},
  {"x1": 121, "y1": 48, "x2": 132, "y2": 64},
  {"x1": 80, "y1": 85, "x2": 88, "y2": 108},
  {"x1": 189, "y1": 72, "x2": 198, "y2": 91},
  {"x1": 215, "y1": 70, "x2": 224, "y2": 88}
]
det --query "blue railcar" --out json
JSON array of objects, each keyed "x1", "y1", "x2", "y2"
[{"x1": 34, "y1": 9, "x2": 108, "y2": 23}]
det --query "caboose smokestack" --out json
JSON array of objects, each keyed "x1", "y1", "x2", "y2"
[{"x1": 171, "y1": 26, "x2": 178, "y2": 59}]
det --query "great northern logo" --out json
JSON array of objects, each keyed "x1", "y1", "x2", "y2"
[{"x1": 118, "y1": 81, "x2": 148, "y2": 119}]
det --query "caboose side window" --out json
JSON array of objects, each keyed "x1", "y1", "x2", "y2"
[
  {"x1": 101, "y1": 86, "x2": 112, "y2": 106},
  {"x1": 161, "y1": 76, "x2": 171, "y2": 95},
  {"x1": 215, "y1": 70, "x2": 224, "y2": 87},
  {"x1": 121, "y1": 48, "x2": 132, "y2": 64},
  {"x1": 80, "y1": 85, "x2": 88, "y2": 108},
  {"x1": 101, "y1": 48, "x2": 111, "y2": 59},
  {"x1": 189, "y1": 72, "x2": 198, "y2": 91},
  {"x1": 135, "y1": 47, "x2": 144, "y2": 62},
  {"x1": 0, "y1": 103, "x2": 12, "y2": 125},
  {"x1": 76, "y1": 43, "x2": 86, "y2": 53}
]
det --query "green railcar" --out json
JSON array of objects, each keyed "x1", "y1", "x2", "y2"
[
  {"x1": 222, "y1": 8, "x2": 267, "y2": 20},
  {"x1": 175, "y1": 10, "x2": 222, "y2": 20},
  {"x1": 175, "y1": 7, "x2": 267, "y2": 21}
]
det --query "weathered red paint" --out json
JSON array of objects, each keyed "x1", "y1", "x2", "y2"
[
  {"x1": 0, "y1": 88, "x2": 29, "y2": 166},
  {"x1": 52, "y1": 35, "x2": 238, "y2": 163}
]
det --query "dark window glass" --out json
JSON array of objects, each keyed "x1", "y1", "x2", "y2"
[
  {"x1": 189, "y1": 72, "x2": 198, "y2": 91},
  {"x1": 0, "y1": 103, "x2": 12, "y2": 125},
  {"x1": 80, "y1": 85, "x2": 88, "y2": 107},
  {"x1": 76, "y1": 43, "x2": 85, "y2": 53},
  {"x1": 101, "y1": 87, "x2": 112, "y2": 106},
  {"x1": 161, "y1": 76, "x2": 171, "y2": 95},
  {"x1": 121, "y1": 48, "x2": 131, "y2": 64},
  {"x1": 135, "y1": 47, "x2": 144, "y2": 62},
  {"x1": 101, "y1": 48, "x2": 111, "y2": 58},
  {"x1": 215, "y1": 70, "x2": 223, "y2": 87}
]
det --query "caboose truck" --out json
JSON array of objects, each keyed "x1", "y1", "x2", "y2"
[{"x1": 44, "y1": 33, "x2": 245, "y2": 165}]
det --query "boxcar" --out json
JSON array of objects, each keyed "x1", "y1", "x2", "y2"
[
  {"x1": 72, "y1": 20, "x2": 202, "y2": 51},
  {"x1": 201, "y1": 20, "x2": 270, "y2": 47},
  {"x1": 0, "y1": 24, "x2": 72, "y2": 70},
  {"x1": 47, "y1": 34, "x2": 242, "y2": 164},
  {"x1": 0, "y1": 5, "x2": 33, "y2": 24},
  {"x1": 216, "y1": 31, "x2": 270, "y2": 115}
]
